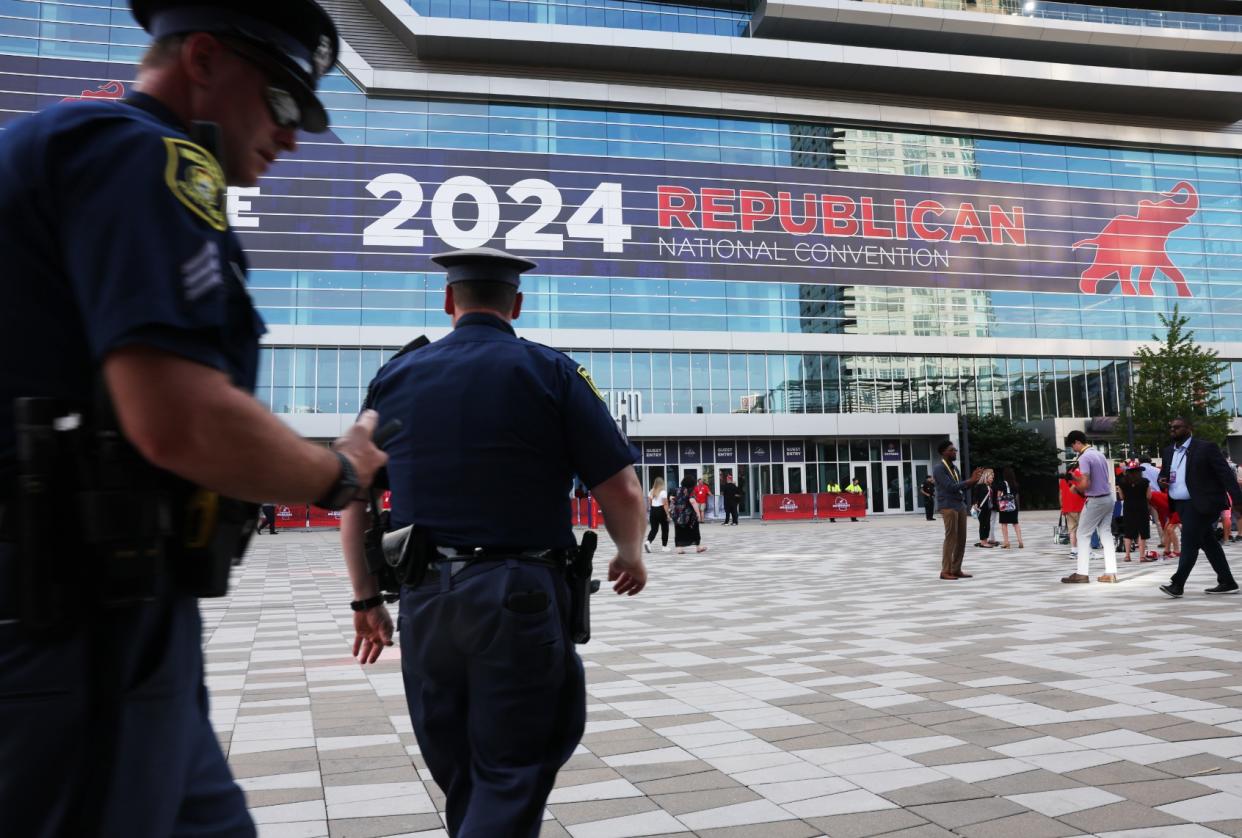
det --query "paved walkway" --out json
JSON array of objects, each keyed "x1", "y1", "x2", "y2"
[{"x1": 208, "y1": 512, "x2": 1242, "y2": 837}]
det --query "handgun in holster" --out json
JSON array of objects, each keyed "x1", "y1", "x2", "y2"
[
  {"x1": 566, "y1": 530, "x2": 599, "y2": 644},
  {"x1": 13, "y1": 395, "x2": 255, "y2": 633},
  {"x1": 363, "y1": 486, "x2": 430, "y2": 595}
]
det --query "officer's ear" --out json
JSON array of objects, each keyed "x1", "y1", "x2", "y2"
[
  {"x1": 444, "y1": 285, "x2": 456, "y2": 317},
  {"x1": 181, "y1": 32, "x2": 227, "y2": 89},
  {"x1": 511, "y1": 291, "x2": 523, "y2": 320}
]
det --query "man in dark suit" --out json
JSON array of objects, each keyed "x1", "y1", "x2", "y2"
[{"x1": 1159, "y1": 416, "x2": 1242, "y2": 597}]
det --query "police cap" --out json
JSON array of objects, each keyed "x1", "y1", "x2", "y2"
[
  {"x1": 431, "y1": 247, "x2": 537, "y2": 287},
  {"x1": 130, "y1": 0, "x2": 340, "y2": 133}
]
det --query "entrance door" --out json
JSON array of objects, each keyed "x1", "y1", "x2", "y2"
[
  {"x1": 884, "y1": 463, "x2": 903, "y2": 513},
  {"x1": 849, "y1": 463, "x2": 870, "y2": 514},
  {"x1": 785, "y1": 463, "x2": 805, "y2": 495}
]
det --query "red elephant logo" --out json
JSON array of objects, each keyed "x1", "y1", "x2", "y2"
[
  {"x1": 61, "y1": 81, "x2": 125, "y2": 103},
  {"x1": 1074, "y1": 181, "x2": 1197, "y2": 298}
]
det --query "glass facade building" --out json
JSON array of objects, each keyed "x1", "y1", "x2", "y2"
[{"x1": 4, "y1": 0, "x2": 1241, "y2": 513}]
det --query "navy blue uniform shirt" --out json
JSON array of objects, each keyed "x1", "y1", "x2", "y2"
[
  {"x1": 0, "y1": 94, "x2": 265, "y2": 477},
  {"x1": 367, "y1": 313, "x2": 638, "y2": 549}
]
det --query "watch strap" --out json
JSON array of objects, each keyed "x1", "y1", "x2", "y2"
[
  {"x1": 350, "y1": 594, "x2": 385, "y2": 612},
  {"x1": 315, "y1": 450, "x2": 359, "y2": 510}
]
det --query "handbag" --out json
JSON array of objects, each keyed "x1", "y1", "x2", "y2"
[{"x1": 1053, "y1": 513, "x2": 1069, "y2": 544}]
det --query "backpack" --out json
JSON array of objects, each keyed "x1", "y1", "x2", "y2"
[{"x1": 671, "y1": 488, "x2": 695, "y2": 526}]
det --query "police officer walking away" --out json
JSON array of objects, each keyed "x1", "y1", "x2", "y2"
[
  {"x1": 340, "y1": 248, "x2": 649, "y2": 837},
  {"x1": 0, "y1": 2, "x2": 389, "y2": 835}
]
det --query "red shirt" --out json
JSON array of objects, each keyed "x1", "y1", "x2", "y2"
[
  {"x1": 1149, "y1": 490, "x2": 1177, "y2": 527},
  {"x1": 1060, "y1": 469, "x2": 1085, "y2": 514},
  {"x1": 693, "y1": 485, "x2": 710, "y2": 504}
]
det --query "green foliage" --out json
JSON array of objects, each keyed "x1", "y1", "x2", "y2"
[
  {"x1": 1132, "y1": 306, "x2": 1231, "y2": 452},
  {"x1": 965, "y1": 414, "x2": 1061, "y2": 480}
]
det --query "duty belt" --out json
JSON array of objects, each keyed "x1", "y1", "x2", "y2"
[{"x1": 426, "y1": 546, "x2": 565, "y2": 580}]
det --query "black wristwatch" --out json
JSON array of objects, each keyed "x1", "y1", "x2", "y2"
[
  {"x1": 315, "y1": 450, "x2": 360, "y2": 510},
  {"x1": 350, "y1": 594, "x2": 385, "y2": 612}
]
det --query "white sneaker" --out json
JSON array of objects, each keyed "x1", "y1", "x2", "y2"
[
  {"x1": 644, "y1": 542, "x2": 651, "y2": 553},
  {"x1": 661, "y1": 546, "x2": 670, "y2": 552}
]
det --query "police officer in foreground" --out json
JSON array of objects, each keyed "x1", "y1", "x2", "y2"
[
  {"x1": 339, "y1": 248, "x2": 648, "y2": 837},
  {"x1": 0, "y1": 1, "x2": 388, "y2": 835}
]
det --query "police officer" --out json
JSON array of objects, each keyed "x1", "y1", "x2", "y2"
[
  {"x1": 340, "y1": 248, "x2": 649, "y2": 837},
  {"x1": 0, "y1": 2, "x2": 388, "y2": 835}
]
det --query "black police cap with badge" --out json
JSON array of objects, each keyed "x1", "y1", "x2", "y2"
[{"x1": 129, "y1": 0, "x2": 340, "y2": 133}]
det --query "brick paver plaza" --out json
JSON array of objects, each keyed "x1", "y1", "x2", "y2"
[{"x1": 208, "y1": 512, "x2": 1242, "y2": 837}]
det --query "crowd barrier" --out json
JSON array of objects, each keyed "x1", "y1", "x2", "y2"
[
  {"x1": 273, "y1": 492, "x2": 391, "y2": 530},
  {"x1": 760, "y1": 492, "x2": 866, "y2": 521}
]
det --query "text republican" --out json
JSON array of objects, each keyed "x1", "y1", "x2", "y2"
[{"x1": 656, "y1": 185, "x2": 1027, "y2": 246}]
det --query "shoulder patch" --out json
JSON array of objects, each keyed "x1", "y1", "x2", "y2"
[
  {"x1": 163, "y1": 137, "x2": 227, "y2": 231},
  {"x1": 576, "y1": 365, "x2": 605, "y2": 402}
]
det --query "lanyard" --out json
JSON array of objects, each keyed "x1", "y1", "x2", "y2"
[
  {"x1": 942, "y1": 459, "x2": 959, "y2": 482},
  {"x1": 1172, "y1": 445, "x2": 1188, "y2": 476}
]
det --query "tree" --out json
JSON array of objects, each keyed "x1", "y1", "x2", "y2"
[
  {"x1": 1131, "y1": 305, "x2": 1231, "y2": 453},
  {"x1": 965, "y1": 413, "x2": 1062, "y2": 508}
]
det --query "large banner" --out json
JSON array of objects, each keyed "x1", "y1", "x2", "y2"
[
  {"x1": 761, "y1": 493, "x2": 816, "y2": 520},
  {"x1": 0, "y1": 55, "x2": 1202, "y2": 297},
  {"x1": 816, "y1": 492, "x2": 867, "y2": 519}
]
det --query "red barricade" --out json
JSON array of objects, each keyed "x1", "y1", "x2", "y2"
[
  {"x1": 570, "y1": 496, "x2": 605, "y2": 527},
  {"x1": 815, "y1": 492, "x2": 866, "y2": 519},
  {"x1": 761, "y1": 493, "x2": 816, "y2": 520},
  {"x1": 308, "y1": 505, "x2": 344, "y2": 528},
  {"x1": 274, "y1": 503, "x2": 309, "y2": 529}
]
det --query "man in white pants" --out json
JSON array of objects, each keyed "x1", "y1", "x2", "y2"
[{"x1": 1063, "y1": 430, "x2": 1118, "y2": 584}]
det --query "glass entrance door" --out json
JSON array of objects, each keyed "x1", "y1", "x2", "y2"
[
  {"x1": 785, "y1": 464, "x2": 804, "y2": 494},
  {"x1": 884, "y1": 463, "x2": 903, "y2": 513},
  {"x1": 849, "y1": 463, "x2": 870, "y2": 514}
]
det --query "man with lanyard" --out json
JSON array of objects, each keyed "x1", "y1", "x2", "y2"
[
  {"x1": 1062, "y1": 431, "x2": 1118, "y2": 584},
  {"x1": 339, "y1": 248, "x2": 649, "y2": 837},
  {"x1": 0, "y1": 1, "x2": 390, "y2": 834},
  {"x1": 1159, "y1": 417, "x2": 1241, "y2": 597},
  {"x1": 932, "y1": 440, "x2": 985, "y2": 580}
]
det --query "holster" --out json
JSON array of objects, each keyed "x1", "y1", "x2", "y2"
[
  {"x1": 364, "y1": 498, "x2": 431, "y2": 593},
  {"x1": 12, "y1": 396, "x2": 255, "y2": 633},
  {"x1": 566, "y1": 530, "x2": 598, "y2": 644}
]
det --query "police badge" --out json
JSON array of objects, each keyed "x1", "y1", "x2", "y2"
[{"x1": 162, "y1": 137, "x2": 227, "y2": 232}]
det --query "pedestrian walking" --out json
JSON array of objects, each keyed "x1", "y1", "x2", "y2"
[
  {"x1": 972, "y1": 469, "x2": 994, "y2": 548},
  {"x1": 1063, "y1": 430, "x2": 1118, "y2": 584},
  {"x1": 1060, "y1": 467, "x2": 1086, "y2": 558},
  {"x1": 920, "y1": 475, "x2": 936, "y2": 521},
  {"x1": 646, "y1": 476, "x2": 670, "y2": 552},
  {"x1": 0, "y1": 3, "x2": 391, "y2": 834},
  {"x1": 721, "y1": 473, "x2": 741, "y2": 525},
  {"x1": 672, "y1": 475, "x2": 707, "y2": 554},
  {"x1": 1158, "y1": 417, "x2": 1242, "y2": 598},
  {"x1": 693, "y1": 477, "x2": 711, "y2": 521},
  {"x1": 259, "y1": 502, "x2": 279, "y2": 534},
  {"x1": 996, "y1": 467, "x2": 1025, "y2": 549},
  {"x1": 339, "y1": 247, "x2": 648, "y2": 837},
  {"x1": 1118, "y1": 459, "x2": 1154, "y2": 562},
  {"x1": 933, "y1": 440, "x2": 985, "y2": 580}
]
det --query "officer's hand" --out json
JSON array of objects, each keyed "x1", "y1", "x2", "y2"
[
  {"x1": 334, "y1": 409, "x2": 389, "y2": 494},
  {"x1": 608, "y1": 553, "x2": 647, "y2": 596},
  {"x1": 353, "y1": 605, "x2": 394, "y2": 665}
]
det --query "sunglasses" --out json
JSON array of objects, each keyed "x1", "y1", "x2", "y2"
[
  {"x1": 264, "y1": 85, "x2": 302, "y2": 131},
  {"x1": 220, "y1": 41, "x2": 303, "y2": 131}
]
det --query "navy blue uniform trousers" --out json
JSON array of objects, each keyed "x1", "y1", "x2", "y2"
[
  {"x1": 399, "y1": 558, "x2": 586, "y2": 837},
  {"x1": 0, "y1": 546, "x2": 253, "y2": 838},
  {"x1": 1171, "y1": 500, "x2": 1237, "y2": 591}
]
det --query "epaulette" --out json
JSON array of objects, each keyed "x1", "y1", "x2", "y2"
[{"x1": 362, "y1": 335, "x2": 429, "y2": 411}]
